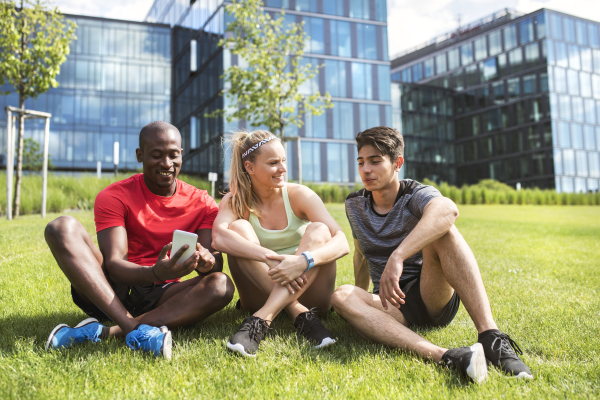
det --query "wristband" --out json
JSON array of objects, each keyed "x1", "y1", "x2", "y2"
[{"x1": 301, "y1": 251, "x2": 315, "y2": 271}]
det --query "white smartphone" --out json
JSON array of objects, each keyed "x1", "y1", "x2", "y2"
[{"x1": 171, "y1": 230, "x2": 198, "y2": 264}]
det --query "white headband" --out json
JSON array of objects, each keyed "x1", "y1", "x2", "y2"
[{"x1": 241, "y1": 137, "x2": 276, "y2": 159}]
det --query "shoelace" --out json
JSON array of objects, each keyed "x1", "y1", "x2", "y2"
[
  {"x1": 296, "y1": 307, "x2": 323, "y2": 334},
  {"x1": 129, "y1": 330, "x2": 153, "y2": 349},
  {"x1": 491, "y1": 333, "x2": 523, "y2": 360},
  {"x1": 240, "y1": 317, "x2": 271, "y2": 341}
]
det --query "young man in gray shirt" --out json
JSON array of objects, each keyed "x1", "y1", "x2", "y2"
[{"x1": 331, "y1": 126, "x2": 532, "y2": 383}]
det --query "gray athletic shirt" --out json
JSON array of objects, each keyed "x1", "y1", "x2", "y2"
[{"x1": 345, "y1": 179, "x2": 442, "y2": 294}]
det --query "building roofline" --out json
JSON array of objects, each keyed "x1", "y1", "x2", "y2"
[
  {"x1": 62, "y1": 12, "x2": 170, "y2": 29},
  {"x1": 390, "y1": 8, "x2": 545, "y2": 69}
]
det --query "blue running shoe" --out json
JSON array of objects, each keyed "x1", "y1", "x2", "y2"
[
  {"x1": 125, "y1": 324, "x2": 172, "y2": 360},
  {"x1": 45, "y1": 317, "x2": 104, "y2": 350}
]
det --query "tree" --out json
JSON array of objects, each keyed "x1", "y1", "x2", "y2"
[
  {"x1": 22, "y1": 137, "x2": 53, "y2": 171},
  {"x1": 0, "y1": 0, "x2": 76, "y2": 218},
  {"x1": 211, "y1": 0, "x2": 332, "y2": 182}
]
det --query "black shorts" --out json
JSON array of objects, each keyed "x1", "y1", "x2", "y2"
[
  {"x1": 71, "y1": 281, "x2": 178, "y2": 321},
  {"x1": 397, "y1": 275, "x2": 460, "y2": 328}
]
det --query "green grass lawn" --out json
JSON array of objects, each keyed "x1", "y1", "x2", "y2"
[{"x1": 0, "y1": 205, "x2": 599, "y2": 399}]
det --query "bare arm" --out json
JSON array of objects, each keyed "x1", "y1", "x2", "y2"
[
  {"x1": 98, "y1": 226, "x2": 202, "y2": 285},
  {"x1": 211, "y1": 193, "x2": 278, "y2": 262},
  {"x1": 379, "y1": 196, "x2": 459, "y2": 309}
]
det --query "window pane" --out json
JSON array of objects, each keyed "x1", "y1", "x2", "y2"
[
  {"x1": 580, "y1": 72, "x2": 592, "y2": 98},
  {"x1": 489, "y1": 31, "x2": 501, "y2": 56},
  {"x1": 508, "y1": 48, "x2": 523, "y2": 73},
  {"x1": 474, "y1": 37, "x2": 487, "y2": 60},
  {"x1": 378, "y1": 65, "x2": 390, "y2": 101},
  {"x1": 351, "y1": 62, "x2": 366, "y2": 98},
  {"x1": 576, "y1": 150, "x2": 588, "y2": 176},
  {"x1": 525, "y1": 43, "x2": 539, "y2": 68},
  {"x1": 567, "y1": 69, "x2": 580, "y2": 95},
  {"x1": 554, "y1": 148, "x2": 563, "y2": 174},
  {"x1": 581, "y1": 47, "x2": 593, "y2": 72},
  {"x1": 520, "y1": 18, "x2": 534, "y2": 44},
  {"x1": 550, "y1": 14, "x2": 563, "y2": 39},
  {"x1": 401, "y1": 67, "x2": 411, "y2": 83},
  {"x1": 568, "y1": 44, "x2": 581, "y2": 70},
  {"x1": 576, "y1": 21, "x2": 588, "y2": 45},
  {"x1": 589, "y1": 24, "x2": 600, "y2": 48},
  {"x1": 556, "y1": 41, "x2": 568, "y2": 67},
  {"x1": 593, "y1": 75, "x2": 600, "y2": 99},
  {"x1": 563, "y1": 149, "x2": 575, "y2": 175},
  {"x1": 523, "y1": 74, "x2": 536, "y2": 94},
  {"x1": 448, "y1": 48, "x2": 460, "y2": 69},
  {"x1": 572, "y1": 97, "x2": 584, "y2": 123},
  {"x1": 555, "y1": 67, "x2": 567, "y2": 93},
  {"x1": 424, "y1": 58, "x2": 434, "y2": 78},
  {"x1": 572, "y1": 123, "x2": 584, "y2": 148},
  {"x1": 309, "y1": 17, "x2": 324, "y2": 54},
  {"x1": 536, "y1": 13, "x2": 546, "y2": 39},
  {"x1": 435, "y1": 53, "x2": 447, "y2": 74},
  {"x1": 504, "y1": 25, "x2": 518, "y2": 50},
  {"x1": 593, "y1": 49, "x2": 600, "y2": 73},
  {"x1": 589, "y1": 152, "x2": 600, "y2": 177},
  {"x1": 333, "y1": 20, "x2": 351, "y2": 57},
  {"x1": 564, "y1": 17, "x2": 576, "y2": 43},
  {"x1": 461, "y1": 42, "x2": 473, "y2": 65},
  {"x1": 507, "y1": 77, "x2": 520, "y2": 99},
  {"x1": 559, "y1": 94, "x2": 572, "y2": 120},
  {"x1": 584, "y1": 125, "x2": 596, "y2": 148},
  {"x1": 482, "y1": 58, "x2": 497, "y2": 81},
  {"x1": 413, "y1": 63, "x2": 423, "y2": 81}
]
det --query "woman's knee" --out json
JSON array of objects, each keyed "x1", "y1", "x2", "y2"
[
  {"x1": 304, "y1": 222, "x2": 332, "y2": 244},
  {"x1": 228, "y1": 219, "x2": 260, "y2": 244}
]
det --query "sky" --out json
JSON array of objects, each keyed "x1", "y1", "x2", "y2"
[{"x1": 51, "y1": 0, "x2": 600, "y2": 57}]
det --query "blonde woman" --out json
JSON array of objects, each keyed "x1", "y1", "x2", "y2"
[{"x1": 212, "y1": 130, "x2": 350, "y2": 356}]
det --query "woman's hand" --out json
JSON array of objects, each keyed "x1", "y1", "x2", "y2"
[{"x1": 265, "y1": 254, "x2": 309, "y2": 294}]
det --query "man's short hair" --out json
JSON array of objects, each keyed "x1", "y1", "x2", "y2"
[
  {"x1": 356, "y1": 126, "x2": 404, "y2": 160},
  {"x1": 139, "y1": 121, "x2": 180, "y2": 149}
]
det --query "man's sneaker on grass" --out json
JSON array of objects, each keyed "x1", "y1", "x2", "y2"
[
  {"x1": 294, "y1": 308, "x2": 336, "y2": 349},
  {"x1": 125, "y1": 324, "x2": 172, "y2": 360},
  {"x1": 440, "y1": 343, "x2": 488, "y2": 384},
  {"x1": 46, "y1": 317, "x2": 104, "y2": 350},
  {"x1": 226, "y1": 316, "x2": 271, "y2": 357},
  {"x1": 479, "y1": 330, "x2": 533, "y2": 379}
]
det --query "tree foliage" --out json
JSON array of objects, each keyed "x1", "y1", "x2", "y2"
[
  {"x1": 211, "y1": 0, "x2": 332, "y2": 137},
  {"x1": 0, "y1": 0, "x2": 76, "y2": 99},
  {"x1": 0, "y1": 0, "x2": 75, "y2": 218},
  {"x1": 22, "y1": 137, "x2": 53, "y2": 171}
]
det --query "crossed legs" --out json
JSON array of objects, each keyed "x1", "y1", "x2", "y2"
[
  {"x1": 331, "y1": 225, "x2": 497, "y2": 362},
  {"x1": 45, "y1": 215, "x2": 234, "y2": 337},
  {"x1": 227, "y1": 220, "x2": 336, "y2": 323}
]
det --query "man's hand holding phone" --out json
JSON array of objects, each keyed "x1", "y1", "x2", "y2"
[{"x1": 152, "y1": 242, "x2": 199, "y2": 281}]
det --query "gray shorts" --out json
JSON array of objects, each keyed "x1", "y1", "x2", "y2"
[{"x1": 397, "y1": 275, "x2": 460, "y2": 328}]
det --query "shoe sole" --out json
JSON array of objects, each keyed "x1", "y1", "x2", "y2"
[
  {"x1": 162, "y1": 330, "x2": 172, "y2": 361},
  {"x1": 515, "y1": 371, "x2": 534, "y2": 379},
  {"x1": 315, "y1": 337, "x2": 336, "y2": 349},
  {"x1": 466, "y1": 343, "x2": 488, "y2": 384},
  {"x1": 226, "y1": 341, "x2": 256, "y2": 357},
  {"x1": 45, "y1": 317, "x2": 99, "y2": 351}
]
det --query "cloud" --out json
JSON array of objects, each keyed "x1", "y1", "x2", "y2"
[{"x1": 49, "y1": 0, "x2": 154, "y2": 21}]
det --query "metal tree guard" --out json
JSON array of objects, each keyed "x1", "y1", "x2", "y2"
[{"x1": 5, "y1": 106, "x2": 52, "y2": 220}]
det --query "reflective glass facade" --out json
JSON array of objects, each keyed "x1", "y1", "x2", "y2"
[
  {"x1": 0, "y1": 15, "x2": 171, "y2": 171},
  {"x1": 147, "y1": 0, "x2": 391, "y2": 184},
  {"x1": 391, "y1": 8, "x2": 600, "y2": 192}
]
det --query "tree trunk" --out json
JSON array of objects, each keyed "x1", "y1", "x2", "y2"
[{"x1": 13, "y1": 96, "x2": 24, "y2": 218}]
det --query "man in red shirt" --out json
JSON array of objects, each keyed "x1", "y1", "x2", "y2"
[{"x1": 44, "y1": 121, "x2": 234, "y2": 359}]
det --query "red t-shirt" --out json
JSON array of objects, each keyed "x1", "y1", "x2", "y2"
[{"x1": 94, "y1": 174, "x2": 219, "y2": 283}]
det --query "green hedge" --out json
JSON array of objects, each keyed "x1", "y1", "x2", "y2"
[
  {"x1": 430, "y1": 179, "x2": 600, "y2": 206},
  {"x1": 0, "y1": 172, "x2": 211, "y2": 217},
  {"x1": 2, "y1": 173, "x2": 598, "y2": 216}
]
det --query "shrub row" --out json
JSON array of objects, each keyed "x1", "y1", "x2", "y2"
[
  {"x1": 425, "y1": 179, "x2": 600, "y2": 206},
  {"x1": 1, "y1": 173, "x2": 598, "y2": 216},
  {"x1": 0, "y1": 173, "x2": 211, "y2": 216}
]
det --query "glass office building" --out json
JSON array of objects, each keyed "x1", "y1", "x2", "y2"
[
  {"x1": 145, "y1": 0, "x2": 392, "y2": 184},
  {"x1": 0, "y1": 15, "x2": 171, "y2": 171},
  {"x1": 391, "y1": 8, "x2": 600, "y2": 192}
]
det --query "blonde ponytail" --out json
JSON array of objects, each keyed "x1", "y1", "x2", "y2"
[{"x1": 228, "y1": 130, "x2": 279, "y2": 220}]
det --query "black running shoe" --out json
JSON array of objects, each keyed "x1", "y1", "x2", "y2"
[
  {"x1": 440, "y1": 343, "x2": 488, "y2": 384},
  {"x1": 294, "y1": 308, "x2": 336, "y2": 349},
  {"x1": 226, "y1": 316, "x2": 271, "y2": 357},
  {"x1": 478, "y1": 330, "x2": 533, "y2": 379}
]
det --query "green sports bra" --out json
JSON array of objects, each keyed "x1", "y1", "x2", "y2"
[{"x1": 249, "y1": 184, "x2": 310, "y2": 255}]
